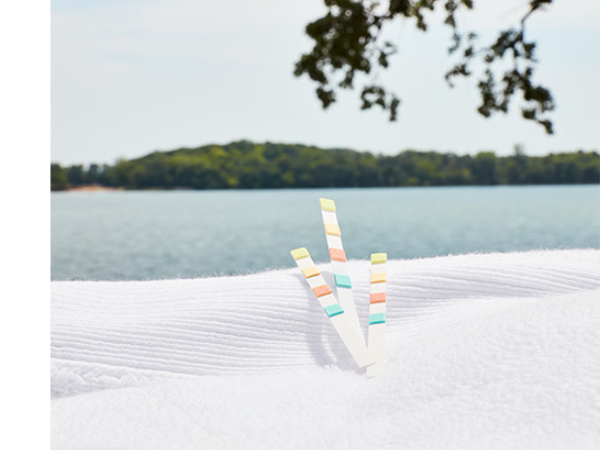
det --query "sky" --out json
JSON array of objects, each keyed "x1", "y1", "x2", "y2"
[{"x1": 52, "y1": 0, "x2": 600, "y2": 165}]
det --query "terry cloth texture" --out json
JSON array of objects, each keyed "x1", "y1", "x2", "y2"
[{"x1": 51, "y1": 250, "x2": 600, "y2": 450}]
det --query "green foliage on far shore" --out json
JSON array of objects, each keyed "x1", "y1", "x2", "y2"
[{"x1": 50, "y1": 141, "x2": 600, "y2": 191}]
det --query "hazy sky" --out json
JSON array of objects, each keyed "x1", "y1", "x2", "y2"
[{"x1": 52, "y1": 0, "x2": 600, "y2": 165}]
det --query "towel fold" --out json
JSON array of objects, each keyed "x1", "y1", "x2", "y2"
[{"x1": 51, "y1": 250, "x2": 600, "y2": 449}]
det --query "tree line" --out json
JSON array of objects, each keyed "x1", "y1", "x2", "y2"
[{"x1": 51, "y1": 141, "x2": 599, "y2": 191}]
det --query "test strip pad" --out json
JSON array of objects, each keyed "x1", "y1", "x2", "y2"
[
  {"x1": 367, "y1": 253, "x2": 388, "y2": 377},
  {"x1": 291, "y1": 247, "x2": 375, "y2": 368},
  {"x1": 319, "y1": 198, "x2": 364, "y2": 342}
]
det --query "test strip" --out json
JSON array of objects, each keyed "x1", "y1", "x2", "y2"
[
  {"x1": 291, "y1": 247, "x2": 375, "y2": 368},
  {"x1": 319, "y1": 198, "x2": 363, "y2": 341},
  {"x1": 367, "y1": 253, "x2": 388, "y2": 377}
]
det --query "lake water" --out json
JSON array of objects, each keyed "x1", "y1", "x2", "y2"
[{"x1": 51, "y1": 186, "x2": 600, "y2": 280}]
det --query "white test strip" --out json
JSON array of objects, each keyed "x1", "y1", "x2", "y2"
[
  {"x1": 318, "y1": 198, "x2": 363, "y2": 341},
  {"x1": 366, "y1": 253, "x2": 388, "y2": 377},
  {"x1": 291, "y1": 247, "x2": 375, "y2": 368}
]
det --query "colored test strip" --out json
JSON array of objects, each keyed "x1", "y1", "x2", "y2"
[
  {"x1": 291, "y1": 247, "x2": 375, "y2": 368},
  {"x1": 366, "y1": 252, "x2": 388, "y2": 377},
  {"x1": 319, "y1": 198, "x2": 364, "y2": 342}
]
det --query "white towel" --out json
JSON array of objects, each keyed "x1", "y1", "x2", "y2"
[{"x1": 51, "y1": 249, "x2": 600, "y2": 449}]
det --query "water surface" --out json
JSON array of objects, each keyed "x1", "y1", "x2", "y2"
[{"x1": 51, "y1": 186, "x2": 600, "y2": 280}]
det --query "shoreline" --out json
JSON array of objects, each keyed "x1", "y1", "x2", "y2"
[
  {"x1": 52, "y1": 183, "x2": 600, "y2": 193},
  {"x1": 59, "y1": 185, "x2": 125, "y2": 192}
]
